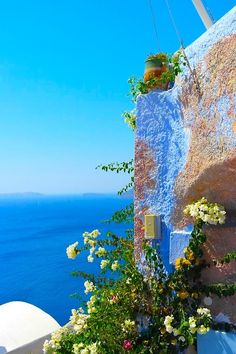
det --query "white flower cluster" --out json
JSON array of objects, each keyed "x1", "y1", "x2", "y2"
[
  {"x1": 43, "y1": 327, "x2": 72, "y2": 353},
  {"x1": 73, "y1": 342, "x2": 98, "y2": 354},
  {"x1": 111, "y1": 260, "x2": 119, "y2": 271},
  {"x1": 67, "y1": 230, "x2": 102, "y2": 263},
  {"x1": 188, "y1": 316, "x2": 197, "y2": 334},
  {"x1": 66, "y1": 241, "x2": 79, "y2": 259},
  {"x1": 87, "y1": 295, "x2": 97, "y2": 314},
  {"x1": 195, "y1": 308, "x2": 212, "y2": 335},
  {"x1": 83, "y1": 230, "x2": 100, "y2": 245},
  {"x1": 163, "y1": 307, "x2": 212, "y2": 342},
  {"x1": 83, "y1": 230, "x2": 100, "y2": 263},
  {"x1": 164, "y1": 315, "x2": 176, "y2": 335},
  {"x1": 100, "y1": 259, "x2": 109, "y2": 269},
  {"x1": 122, "y1": 319, "x2": 136, "y2": 333},
  {"x1": 184, "y1": 197, "x2": 226, "y2": 225},
  {"x1": 100, "y1": 259, "x2": 119, "y2": 271},
  {"x1": 70, "y1": 308, "x2": 89, "y2": 334},
  {"x1": 84, "y1": 280, "x2": 96, "y2": 294},
  {"x1": 197, "y1": 307, "x2": 211, "y2": 316},
  {"x1": 95, "y1": 247, "x2": 107, "y2": 257},
  {"x1": 66, "y1": 229, "x2": 120, "y2": 273},
  {"x1": 164, "y1": 318, "x2": 185, "y2": 342}
]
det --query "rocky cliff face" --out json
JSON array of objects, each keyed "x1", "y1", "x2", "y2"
[{"x1": 135, "y1": 6, "x2": 236, "y2": 321}]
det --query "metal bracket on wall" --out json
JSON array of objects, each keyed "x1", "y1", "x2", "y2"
[{"x1": 144, "y1": 214, "x2": 161, "y2": 240}]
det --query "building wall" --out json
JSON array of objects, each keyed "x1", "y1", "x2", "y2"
[{"x1": 135, "y1": 6, "x2": 236, "y2": 320}]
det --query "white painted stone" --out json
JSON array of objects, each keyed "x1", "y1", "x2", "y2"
[
  {"x1": 169, "y1": 230, "x2": 191, "y2": 264},
  {"x1": 0, "y1": 301, "x2": 60, "y2": 353}
]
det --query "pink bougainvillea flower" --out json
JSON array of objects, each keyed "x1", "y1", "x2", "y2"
[{"x1": 123, "y1": 340, "x2": 133, "y2": 350}]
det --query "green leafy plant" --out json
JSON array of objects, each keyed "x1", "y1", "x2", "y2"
[
  {"x1": 103, "y1": 203, "x2": 134, "y2": 224},
  {"x1": 96, "y1": 160, "x2": 134, "y2": 214},
  {"x1": 122, "y1": 110, "x2": 136, "y2": 130},
  {"x1": 128, "y1": 51, "x2": 185, "y2": 103},
  {"x1": 44, "y1": 198, "x2": 236, "y2": 354},
  {"x1": 122, "y1": 51, "x2": 185, "y2": 130},
  {"x1": 146, "y1": 52, "x2": 169, "y2": 64}
]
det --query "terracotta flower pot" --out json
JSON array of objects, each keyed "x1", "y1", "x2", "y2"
[{"x1": 144, "y1": 57, "x2": 169, "y2": 91}]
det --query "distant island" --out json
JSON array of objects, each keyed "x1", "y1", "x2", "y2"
[
  {"x1": 0, "y1": 192, "x2": 45, "y2": 199},
  {"x1": 0, "y1": 191, "x2": 134, "y2": 199}
]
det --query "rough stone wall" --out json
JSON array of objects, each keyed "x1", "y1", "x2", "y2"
[{"x1": 135, "y1": 7, "x2": 236, "y2": 319}]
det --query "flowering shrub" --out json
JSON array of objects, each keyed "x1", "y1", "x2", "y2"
[
  {"x1": 184, "y1": 197, "x2": 226, "y2": 224},
  {"x1": 44, "y1": 198, "x2": 236, "y2": 354}
]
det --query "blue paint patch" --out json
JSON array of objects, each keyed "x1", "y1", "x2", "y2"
[
  {"x1": 136, "y1": 87, "x2": 189, "y2": 229},
  {"x1": 136, "y1": 88, "x2": 189, "y2": 269},
  {"x1": 198, "y1": 330, "x2": 236, "y2": 354},
  {"x1": 152, "y1": 217, "x2": 172, "y2": 273},
  {"x1": 169, "y1": 230, "x2": 192, "y2": 264}
]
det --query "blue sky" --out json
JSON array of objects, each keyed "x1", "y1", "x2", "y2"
[{"x1": 0, "y1": 0, "x2": 234, "y2": 194}]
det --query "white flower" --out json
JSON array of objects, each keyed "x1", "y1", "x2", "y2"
[
  {"x1": 70, "y1": 308, "x2": 88, "y2": 334},
  {"x1": 73, "y1": 343, "x2": 85, "y2": 354},
  {"x1": 66, "y1": 241, "x2": 79, "y2": 259},
  {"x1": 84, "y1": 280, "x2": 95, "y2": 294},
  {"x1": 84, "y1": 236, "x2": 90, "y2": 245},
  {"x1": 87, "y1": 295, "x2": 97, "y2": 314},
  {"x1": 88, "y1": 342, "x2": 98, "y2": 354},
  {"x1": 90, "y1": 229, "x2": 101, "y2": 238},
  {"x1": 122, "y1": 319, "x2": 135, "y2": 332},
  {"x1": 95, "y1": 247, "x2": 107, "y2": 257},
  {"x1": 164, "y1": 315, "x2": 174, "y2": 326},
  {"x1": 179, "y1": 336, "x2": 186, "y2": 342},
  {"x1": 43, "y1": 340, "x2": 54, "y2": 353},
  {"x1": 46, "y1": 327, "x2": 71, "y2": 352},
  {"x1": 200, "y1": 204, "x2": 208, "y2": 212},
  {"x1": 80, "y1": 349, "x2": 89, "y2": 354},
  {"x1": 188, "y1": 316, "x2": 197, "y2": 333},
  {"x1": 166, "y1": 325, "x2": 173, "y2": 333},
  {"x1": 184, "y1": 198, "x2": 226, "y2": 225},
  {"x1": 111, "y1": 260, "x2": 119, "y2": 271},
  {"x1": 197, "y1": 307, "x2": 211, "y2": 316},
  {"x1": 87, "y1": 255, "x2": 94, "y2": 263},
  {"x1": 189, "y1": 317, "x2": 196, "y2": 327},
  {"x1": 90, "y1": 246, "x2": 96, "y2": 254},
  {"x1": 197, "y1": 325, "x2": 210, "y2": 335},
  {"x1": 89, "y1": 240, "x2": 96, "y2": 248},
  {"x1": 100, "y1": 259, "x2": 109, "y2": 269}
]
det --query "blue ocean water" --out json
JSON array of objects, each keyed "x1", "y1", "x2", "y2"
[{"x1": 0, "y1": 195, "x2": 133, "y2": 325}]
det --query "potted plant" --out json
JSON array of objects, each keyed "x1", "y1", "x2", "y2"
[{"x1": 144, "y1": 52, "x2": 169, "y2": 90}]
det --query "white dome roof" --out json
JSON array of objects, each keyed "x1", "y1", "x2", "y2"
[{"x1": 0, "y1": 301, "x2": 60, "y2": 353}]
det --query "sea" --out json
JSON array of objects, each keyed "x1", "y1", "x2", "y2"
[{"x1": 0, "y1": 195, "x2": 133, "y2": 325}]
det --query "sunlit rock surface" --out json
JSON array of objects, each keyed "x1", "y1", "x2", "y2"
[{"x1": 135, "y1": 6, "x2": 236, "y2": 321}]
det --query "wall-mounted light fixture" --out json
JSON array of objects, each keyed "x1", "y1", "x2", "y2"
[{"x1": 144, "y1": 214, "x2": 161, "y2": 239}]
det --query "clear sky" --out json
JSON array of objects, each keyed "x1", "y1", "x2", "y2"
[{"x1": 0, "y1": 0, "x2": 234, "y2": 194}]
